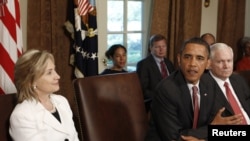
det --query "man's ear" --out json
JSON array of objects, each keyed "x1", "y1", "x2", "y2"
[{"x1": 206, "y1": 59, "x2": 211, "y2": 70}]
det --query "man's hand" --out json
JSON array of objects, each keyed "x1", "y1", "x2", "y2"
[
  {"x1": 210, "y1": 107, "x2": 243, "y2": 125},
  {"x1": 181, "y1": 135, "x2": 205, "y2": 141}
]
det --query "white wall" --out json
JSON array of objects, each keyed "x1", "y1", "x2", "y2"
[
  {"x1": 245, "y1": 0, "x2": 250, "y2": 37},
  {"x1": 200, "y1": 0, "x2": 250, "y2": 37},
  {"x1": 200, "y1": 0, "x2": 218, "y2": 38},
  {"x1": 96, "y1": 0, "x2": 108, "y2": 72}
]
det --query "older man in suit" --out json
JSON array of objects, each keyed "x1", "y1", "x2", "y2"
[
  {"x1": 136, "y1": 34, "x2": 175, "y2": 112},
  {"x1": 208, "y1": 43, "x2": 250, "y2": 125}
]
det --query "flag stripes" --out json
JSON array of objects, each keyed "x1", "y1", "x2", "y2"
[
  {"x1": 78, "y1": 0, "x2": 94, "y2": 16},
  {"x1": 0, "y1": 44, "x2": 15, "y2": 81},
  {"x1": 0, "y1": 0, "x2": 22, "y2": 95}
]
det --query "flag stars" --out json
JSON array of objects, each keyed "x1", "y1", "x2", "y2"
[
  {"x1": 82, "y1": 51, "x2": 87, "y2": 58},
  {"x1": 90, "y1": 52, "x2": 97, "y2": 60},
  {"x1": 86, "y1": 53, "x2": 90, "y2": 58},
  {"x1": 80, "y1": 51, "x2": 98, "y2": 60},
  {"x1": 76, "y1": 46, "x2": 81, "y2": 52}
]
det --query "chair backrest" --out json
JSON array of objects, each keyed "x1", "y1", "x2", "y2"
[
  {"x1": 73, "y1": 72, "x2": 148, "y2": 141},
  {"x1": 0, "y1": 94, "x2": 17, "y2": 141},
  {"x1": 235, "y1": 70, "x2": 250, "y2": 88}
]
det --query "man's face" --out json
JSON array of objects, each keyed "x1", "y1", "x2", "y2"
[
  {"x1": 150, "y1": 40, "x2": 167, "y2": 58},
  {"x1": 177, "y1": 43, "x2": 210, "y2": 84},
  {"x1": 209, "y1": 48, "x2": 233, "y2": 80}
]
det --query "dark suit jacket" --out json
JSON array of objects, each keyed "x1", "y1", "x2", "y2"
[
  {"x1": 145, "y1": 70, "x2": 216, "y2": 141},
  {"x1": 209, "y1": 72, "x2": 250, "y2": 120},
  {"x1": 136, "y1": 54, "x2": 175, "y2": 100}
]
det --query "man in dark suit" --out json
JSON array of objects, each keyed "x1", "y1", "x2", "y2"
[
  {"x1": 145, "y1": 37, "x2": 242, "y2": 141},
  {"x1": 136, "y1": 34, "x2": 175, "y2": 111},
  {"x1": 208, "y1": 43, "x2": 250, "y2": 125}
]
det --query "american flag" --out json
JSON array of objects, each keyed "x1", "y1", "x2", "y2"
[
  {"x1": 78, "y1": 0, "x2": 94, "y2": 16},
  {"x1": 0, "y1": 0, "x2": 22, "y2": 95},
  {"x1": 65, "y1": 0, "x2": 98, "y2": 78}
]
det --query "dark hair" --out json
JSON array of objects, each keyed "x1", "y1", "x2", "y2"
[
  {"x1": 234, "y1": 37, "x2": 250, "y2": 70},
  {"x1": 105, "y1": 44, "x2": 126, "y2": 59},
  {"x1": 149, "y1": 34, "x2": 167, "y2": 47},
  {"x1": 180, "y1": 37, "x2": 210, "y2": 58},
  {"x1": 241, "y1": 37, "x2": 250, "y2": 51},
  {"x1": 200, "y1": 33, "x2": 215, "y2": 40}
]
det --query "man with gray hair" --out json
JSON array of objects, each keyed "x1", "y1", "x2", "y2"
[{"x1": 208, "y1": 43, "x2": 250, "y2": 125}]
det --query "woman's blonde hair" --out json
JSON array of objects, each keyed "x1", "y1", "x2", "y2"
[{"x1": 14, "y1": 49, "x2": 54, "y2": 103}]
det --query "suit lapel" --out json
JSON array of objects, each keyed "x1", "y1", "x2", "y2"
[
  {"x1": 43, "y1": 111, "x2": 68, "y2": 134},
  {"x1": 230, "y1": 77, "x2": 246, "y2": 103},
  {"x1": 164, "y1": 58, "x2": 174, "y2": 74},
  {"x1": 181, "y1": 84, "x2": 194, "y2": 122},
  {"x1": 198, "y1": 83, "x2": 208, "y2": 117},
  {"x1": 198, "y1": 79, "x2": 218, "y2": 125},
  {"x1": 230, "y1": 77, "x2": 250, "y2": 115},
  {"x1": 36, "y1": 102, "x2": 69, "y2": 135},
  {"x1": 175, "y1": 72, "x2": 194, "y2": 122},
  {"x1": 148, "y1": 55, "x2": 162, "y2": 79},
  {"x1": 207, "y1": 73, "x2": 235, "y2": 115},
  {"x1": 215, "y1": 83, "x2": 234, "y2": 114}
]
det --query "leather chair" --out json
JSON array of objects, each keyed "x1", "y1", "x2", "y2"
[
  {"x1": 0, "y1": 94, "x2": 17, "y2": 141},
  {"x1": 73, "y1": 72, "x2": 148, "y2": 141},
  {"x1": 235, "y1": 70, "x2": 250, "y2": 88}
]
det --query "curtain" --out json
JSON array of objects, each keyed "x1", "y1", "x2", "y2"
[
  {"x1": 150, "y1": 0, "x2": 202, "y2": 67},
  {"x1": 217, "y1": 0, "x2": 245, "y2": 64},
  {"x1": 27, "y1": 0, "x2": 82, "y2": 140},
  {"x1": 27, "y1": 0, "x2": 74, "y2": 106}
]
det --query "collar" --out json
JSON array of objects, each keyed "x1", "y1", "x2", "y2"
[
  {"x1": 151, "y1": 54, "x2": 164, "y2": 63},
  {"x1": 209, "y1": 71, "x2": 230, "y2": 87}
]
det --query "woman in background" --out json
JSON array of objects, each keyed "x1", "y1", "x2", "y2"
[
  {"x1": 236, "y1": 37, "x2": 250, "y2": 71},
  {"x1": 100, "y1": 44, "x2": 127, "y2": 75},
  {"x1": 9, "y1": 49, "x2": 79, "y2": 141}
]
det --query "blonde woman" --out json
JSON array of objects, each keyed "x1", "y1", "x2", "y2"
[{"x1": 9, "y1": 49, "x2": 79, "y2": 141}]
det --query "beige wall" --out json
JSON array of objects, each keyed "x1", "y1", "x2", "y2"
[
  {"x1": 245, "y1": 0, "x2": 250, "y2": 37},
  {"x1": 200, "y1": 0, "x2": 218, "y2": 38},
  {"x1": 200, "y1": 0, "x2": 250, "y2": 37}
]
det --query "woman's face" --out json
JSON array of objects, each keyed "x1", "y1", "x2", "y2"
[
  {"x1": 245, "y1": 42, "x2": 250, "y2": 56},
  {"x1": 34, "y1": 59, "x2": 60, "y2": 96},
  {"x1": 111, "y1": 47, "x2": 127, "y2": 69}
]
